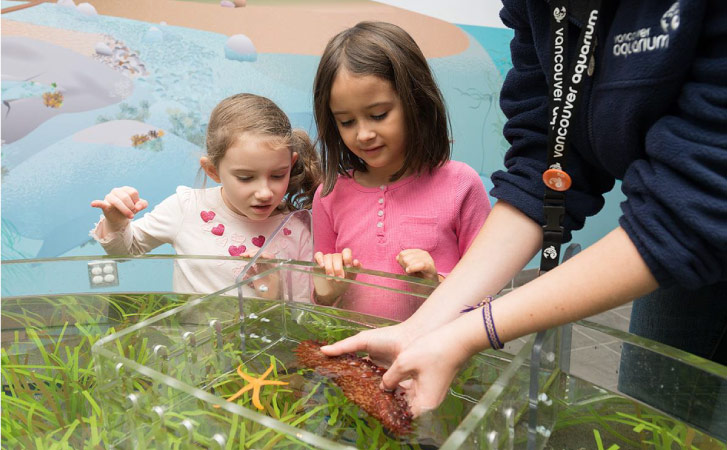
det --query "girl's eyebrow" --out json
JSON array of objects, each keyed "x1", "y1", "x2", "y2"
[
  {"x1": 231, "y1": 165, "x2": 291, "y2": 173},
  {"x1": 332, "y1": 101, "x2": 393, "y2": 115}
]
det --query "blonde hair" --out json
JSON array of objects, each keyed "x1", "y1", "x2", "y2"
[{"x1": 205, "y1": 93, "x2": 322, "y2": 209}]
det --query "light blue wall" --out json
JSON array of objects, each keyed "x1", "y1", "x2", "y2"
[{"x1": 1, "y1": 2, "x2": 623, "y2": 266}]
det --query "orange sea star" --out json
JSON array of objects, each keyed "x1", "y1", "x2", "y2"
[{"x1": 219, "y1": 363, "x2": 289, "y2": 410}]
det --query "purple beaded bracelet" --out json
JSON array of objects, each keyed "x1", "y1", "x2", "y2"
[
  {"x1": 482, "y1": 299, "x2": 503, "y2": 350},
  {"x1": 460, "y1": 296, "x2": 503, "y2": 350}
]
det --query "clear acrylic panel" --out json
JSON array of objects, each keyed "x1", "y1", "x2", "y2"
[
  {"x1": 549, "y1": 320, "x2": 727, "y2": 449},
  {"x1": 91, "y1": 258, "x2": 519, "y2": 449},
  {"x1": 4, "y1": 222, "x2": 726, "y2": 448}
]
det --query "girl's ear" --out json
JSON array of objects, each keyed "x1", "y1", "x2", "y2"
[
  {"x1": 291, "y1": 152, "x2": 299, "y2": 168},
  {"x1": 200, "y1": 157, "x2": 221, "y2": 183}
]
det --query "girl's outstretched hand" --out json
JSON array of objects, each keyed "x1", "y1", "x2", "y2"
[
  {"x1": 91, "y1": 186, "x2": 148, "y2": 232},
  {"x1": 397, "y1": 249, "x2": 439, "y2": 282}
]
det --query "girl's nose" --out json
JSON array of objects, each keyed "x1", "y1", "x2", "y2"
[
  {"x1": 255, "y1": 184, "x2": 273, "y2": 201},
  {"x1": 356, "y1": 125, "x2": 376, "y2": 143}
]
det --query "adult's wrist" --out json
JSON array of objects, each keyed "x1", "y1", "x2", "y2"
[
  {"x1": 391, "y1": 319, "x2": 424, "y2": 349},
  {"x1": 432, "y1": 319, "x2": 480, "y2": 368}
]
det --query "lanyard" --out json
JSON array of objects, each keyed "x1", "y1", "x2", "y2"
[{"x1": 539, "y1": 0, "x2": 601, "y2": 273}]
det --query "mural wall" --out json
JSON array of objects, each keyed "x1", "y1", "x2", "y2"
[{"x1": 1, "y1": 0, "x2": 621, "y2": 262}]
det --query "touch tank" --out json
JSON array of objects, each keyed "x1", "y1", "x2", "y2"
[{"x1": 2, "y1": 212, "x2": 726, "y2": 449}]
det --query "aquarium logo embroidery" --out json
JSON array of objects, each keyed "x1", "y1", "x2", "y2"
[
  {"x1": 612, "y1": 1, "x2": 678, "y2": 58},
  {"x1": 660, "y1": 2, "x2": 680, "y2": 33},
  {"x1": 553, "y1": 6, "x2": 566, "y2": 23},
  {"x1": 543, "y1": 246, "x2": 558, "y2": 260}
]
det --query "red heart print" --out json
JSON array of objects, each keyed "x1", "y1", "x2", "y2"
[
  {"x1": 228, "y1": 244, "x2": 246, "y2": 256},
  {"x1": 283, "y1": 227, "x2": 292, "y2": 236},
  {"x1": 252, "y1": 235, "x2": 265, "y2": 247},
  {"x1": 211, "y1": 224, "x2": 225, "y2": 236},
  {"x1": 200, "y1": 211, "x2": 215, "y2": 222}
]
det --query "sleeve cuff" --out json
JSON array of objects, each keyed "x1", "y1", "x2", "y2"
[{"x1": 89, "y1": 215, "x2": 129, "y2": 245}]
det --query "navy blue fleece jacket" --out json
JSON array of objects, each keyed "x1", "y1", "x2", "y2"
[{"x1": 491, "y1": 0, "x2": 727, "y2": 289}]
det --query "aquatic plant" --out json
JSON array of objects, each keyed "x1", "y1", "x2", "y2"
[
  {"x1": 454, "y1": 83, "x2": 508, "y2": 177},
  {"x1": 0, "y1": 293, "x2": 186, "y2": 448},
  {"x1": 5, "y1": 285, "x2": 720, "y2": 449},
  {"x1": 96, "y1": 100, "x2": 151, "y2": 123},
  {"x1": 1, "y1": 219, "x2": 30, "y2": 262},
  {"x1": 549, "y1": 389, "x2": 727, "y2": 450},
  {"x1": 167, "y1": 108, "x2": 206, "y2": 148},
  {"x1": 3, "y1": 293, "x2": 447, "y2": 448}
]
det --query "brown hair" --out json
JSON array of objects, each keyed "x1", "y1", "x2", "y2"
[
  {"x1": 205, "y1": 93, "x2": 322, "y2": 209},
  {"x1": 313, "y1": 21, "x2": 450, "y2": 196}
]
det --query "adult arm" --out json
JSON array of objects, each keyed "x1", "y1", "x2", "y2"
[
  {"x1": 382, "y1": 225, "x2": 658, "y2": 416},
  {"x1": 490, "y1": 0, "x2": 616, "y2": 244},
  {"x1": 322, "y1": 201, "x2": 543, "y2": 360},
  {"x1": 618, "y1": 1, "x2": 727, "y2": 289}
]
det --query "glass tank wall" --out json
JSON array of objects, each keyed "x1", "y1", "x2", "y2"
[{"x1": 2, "y1": 216, "x2": 726, "y2": 448}]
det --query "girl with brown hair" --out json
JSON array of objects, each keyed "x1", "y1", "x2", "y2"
[
  {"x1": 311, "y1": 22, "x2": 492, "y2": 320},
  {"x1": 90, "y1": 93, "x2": 321, "y2": 294}
]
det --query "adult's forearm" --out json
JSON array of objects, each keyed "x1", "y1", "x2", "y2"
[
  {"x1": 404, "y1": 201, "x2": 543, "y2": 335},
  {"x1": 458, "y1": 226, "x2": 660, "y2": 355}
]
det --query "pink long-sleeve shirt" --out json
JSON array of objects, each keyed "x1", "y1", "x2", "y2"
[{"x1": 312, "y1": 160, "x2": 491, "y2": 321}]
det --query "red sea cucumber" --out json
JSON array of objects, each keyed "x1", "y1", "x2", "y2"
[{"x1": 294, "y1": 340, "x2": 413, "y2": 436}]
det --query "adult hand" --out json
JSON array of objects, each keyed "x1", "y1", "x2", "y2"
[
  {"x1": 90, "y1": 186, "x2": 148, "y2": 232},
  {"x1": 380, "y1": 324, "x2": 471, "y2": 417},
  {"x1": 397, "y1": 249, "x2": 439, "y2": 282},
  {"x1": 320, "y1": 322, "x2": 416, "y2": 368}
]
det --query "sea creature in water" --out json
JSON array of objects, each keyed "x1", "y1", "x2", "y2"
[
  {"x1": 294, "y1": 340, "x2": 413, "y2": 436},
  {"x1": 216, "y1": 363, "x2": 288, "y2": 410}
]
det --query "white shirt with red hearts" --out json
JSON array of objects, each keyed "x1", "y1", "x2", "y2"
[{"x1": 90, "y1": 186, "x2": 312, "y2": 297}]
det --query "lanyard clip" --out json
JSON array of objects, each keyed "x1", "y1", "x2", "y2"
[
  {"x1": 540, "y1": 203, "x2": 565, "y2": 274},
  {"x1": 543, "y1": 203, "x2": 565, "y2": 233}
]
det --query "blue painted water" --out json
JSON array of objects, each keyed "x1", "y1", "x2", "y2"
[
  {"x1": 2, "y1": 4, "x2": 620, "y2": 265},
  {"x1": 1, "y1": 0, "x2": 24, "y2": 8},
  {"x1": 458, "y1": 24, "x2": 514, "y2": 80},
  {"x1": 2, "y1": 4, "x2": 508, "y2": 260}
]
